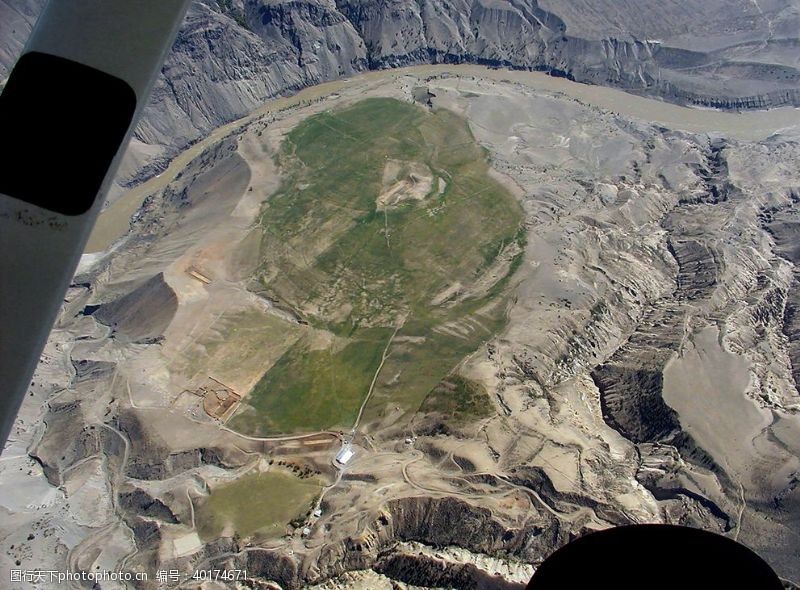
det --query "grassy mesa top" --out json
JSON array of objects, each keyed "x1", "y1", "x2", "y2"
[{"x1": 229, "y1": 97, "x2": 525, "y2": 436}]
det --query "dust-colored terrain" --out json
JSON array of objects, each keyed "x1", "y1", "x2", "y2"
[{"x1": 1, "y1": 66, "x2": 800, "y2": 590}]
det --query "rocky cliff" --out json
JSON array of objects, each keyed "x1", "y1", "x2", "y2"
[{"x1": 2, "y1": 0, "x2": 798, "y2": 186}]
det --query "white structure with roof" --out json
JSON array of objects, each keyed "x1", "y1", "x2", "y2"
[{"x1": 335, "y1": 445, "x2": 354, "y2": 466}]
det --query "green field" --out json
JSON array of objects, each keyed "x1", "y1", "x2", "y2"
[
  {"x1": 230, "y1": 328, "x2": 389, "y2": 435},
  {"x1": 196, "y1": 471, "x2": 320, "y2": 540},
  {"x1": 229, "y1": 98, "x2": 524, "y2": 436}
]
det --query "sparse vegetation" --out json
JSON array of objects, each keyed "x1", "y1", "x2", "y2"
[
  {"x1": 196, "y1": 471, "x2": 320, "y2": 541},
  {"x1": 420, "y1": 374, "x2": 494, "y2": 423},
  {"x1": 170, "y1": 309, "x2": 301, "y2": 396}
]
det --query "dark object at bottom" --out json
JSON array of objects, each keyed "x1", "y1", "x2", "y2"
[{"x1": 527, "y1": 524, "x2": 783, "y2": 589}]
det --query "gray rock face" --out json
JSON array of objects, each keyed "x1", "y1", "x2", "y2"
[
  {"x1": 92, "y1": 272, "x2": 178, "y2": 342},
  {"x1": 131, "y1": 0, "x2": 370, "y2": 180},
  {"x1": 375, "y1": 551, "x2": 527, "y2": 590},
  {"x1": 119, "y1": 489, "x2": 179, "y2": 524},
  {"x1": 228, "y1": 495, "x2": 562, "y2": 588},
  {"x1": 2, "y1": 0, "x2": 798, "y2": 184},
  {"x1": 29, "y1": 400, "x2": 101, "y2": 486},
  {"x1": 764, "y1": 199, "x2": 800, "y2": 395}
]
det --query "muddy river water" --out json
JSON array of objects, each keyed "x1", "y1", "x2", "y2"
[{"x1": 85, "y1": 64, "x2": 800, "y2": 254}]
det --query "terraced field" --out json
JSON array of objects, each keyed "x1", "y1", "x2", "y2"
[{"x1": 229, "y1": 98, "x2": 524, "y2": 436}]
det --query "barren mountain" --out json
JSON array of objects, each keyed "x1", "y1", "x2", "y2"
[
  {"x1": 2, "y1": 0, "x2": 799, "y2": 188},
  {"x1": 2, "y1": 2, "x2": 800, "y2": 589}
]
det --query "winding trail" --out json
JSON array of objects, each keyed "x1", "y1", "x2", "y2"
[
  {"x1": 734, "y1": 482, "x2": 746, "y2": 542},
  {"x1": 187, "y1": 487, "x2": 197, "y2": 531},
  {"x1": 218, "y1": 425, "x2": 342, "y2": 444},
  {"x1": 400, "y1": 450, "x2": 599, "y2": 525},
  {"x1": 65, "y1": 421, "x2": 134, "y2": 587}
]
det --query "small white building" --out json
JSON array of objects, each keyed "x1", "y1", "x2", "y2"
[
  {"x1": 312, "y1": 508, "x2": 323, "y2": 518},
  {"x1": 335, "y1": 445, "x2": 354, "y2": 466}
]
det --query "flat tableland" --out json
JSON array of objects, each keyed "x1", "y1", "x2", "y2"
[{"x1": 229, "y1": 97, "x2": 524, "y2": 436}]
